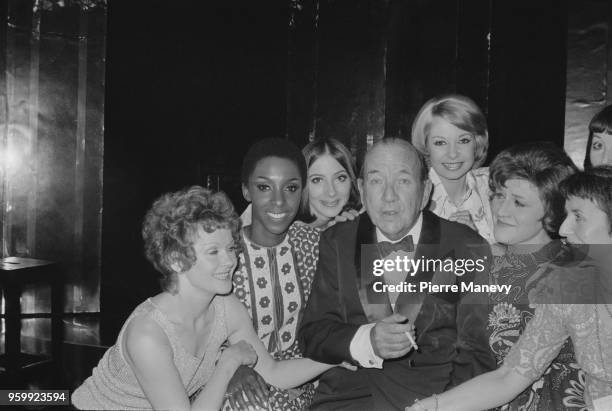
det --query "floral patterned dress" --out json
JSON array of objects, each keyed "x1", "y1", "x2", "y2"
[
  {"x1": 233, "y1": 222, "x2": 320, "y2": 410},
  {"x1": 487, "y1": 240, "x2": 586, "y2": 410}
]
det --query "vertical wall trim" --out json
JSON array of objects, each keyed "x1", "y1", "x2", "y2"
[
  {"x1": 26, "y1": 0, "x2": 40, "y2": 255},
  {"x1": 73, "y1": 8, "x2": 88, "y2": 308}
]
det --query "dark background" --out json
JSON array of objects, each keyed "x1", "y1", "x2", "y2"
[{"x1": 101, "y1": 0, "x2": 570, "y2": 342}]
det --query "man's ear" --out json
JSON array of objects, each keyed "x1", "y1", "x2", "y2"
[
  {"x1": 242, "y1": 183, "x2": 251, "y2": 202},
  {"x1": 357, "y1": 178, "x2": 365, "y2": 206},
  {"x1": 420, "y1": 179, "x2": 433, "y2": 210}
]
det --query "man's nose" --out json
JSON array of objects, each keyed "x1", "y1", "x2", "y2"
[{"x1": 382, "y1": 182, "x2": 397, "y2": 202}]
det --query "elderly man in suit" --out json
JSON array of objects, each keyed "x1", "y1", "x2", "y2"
[{"x1": 299, "y1": 138, "x2": 495, "y2": 410}]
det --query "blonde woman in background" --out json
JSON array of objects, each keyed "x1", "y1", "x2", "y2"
[{"x1": 412, "y1": 94, "x2": 494, "y2": 243}]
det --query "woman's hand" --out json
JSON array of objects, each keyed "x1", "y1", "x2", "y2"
[
  {"x1": 447, "y1": 210, "x2": 476, "y2": 231},
  {"x1": 327, "y1": 208, "x2": 361, "y2": 228},
  {"x1": 338, "y1": 361, "x2": 358, "y2": 371},
  {"x1": 405, "y1": 396, "x2": 436, "y2": 411},
  {"x1": 221, "y1": 340, "x2": 258, "y2": 369},
  {"x1": 224, "y1": 365, "x2": 269, "y2": 411}
]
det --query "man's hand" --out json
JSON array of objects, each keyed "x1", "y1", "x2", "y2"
[
  {"x1": 370, "y1": 313, "x2": 416, "y2": 359},
  {"x1": 225, "y1": 365, "x2": 269, "y2": 411}
]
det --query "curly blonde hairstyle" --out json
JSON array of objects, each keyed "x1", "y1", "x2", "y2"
[{"x1": 142, "y1": 186, "x2": 241, "y2": 293}]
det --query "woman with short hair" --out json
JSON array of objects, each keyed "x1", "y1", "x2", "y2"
[
  {"x1": 72, "y1": 186, "x2": 339, "y2": 410},
  {"x1": 583, "y1": 105, "x2": 612, "y2": 169},
  {"x1": 408, "y1": 167, "x2": 612, "y2": 411},
  {"x1": 411, "y1": 94, "x2": 494, "y2": 243}
]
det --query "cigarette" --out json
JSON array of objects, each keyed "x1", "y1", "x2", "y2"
[{"x1": 405, "y1": 331, "x2": 418, "y2": 351}]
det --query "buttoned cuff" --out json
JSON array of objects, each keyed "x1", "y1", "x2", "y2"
[{"x1": 349, "y1": 323, "x2": 383, "y2": 368}]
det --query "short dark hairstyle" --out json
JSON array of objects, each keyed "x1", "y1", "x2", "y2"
[
  {"x1": 298, "y1": 138, "x2": 361, "y2": 223},
  {"x1": 241, "y1": 138, "x2": 307, "y2": 187},
  {"x1": 489, "y1": 142, "x2": 577, "y2": 238},
  {"x1": 142, "y1": 186, "x2": 241, "y2": 293},
  {"x1": 560, "y1": 165, "x2": 612, "y2": 232},
  {"x1": 584, "y1": 105, "x2": 612, "y2": 170}
]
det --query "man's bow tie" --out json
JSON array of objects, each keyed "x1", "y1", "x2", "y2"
[{"x1": 377, "y1": 235, "x2": 414, "y2": 257}]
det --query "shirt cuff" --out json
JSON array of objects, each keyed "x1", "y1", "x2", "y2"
[{"x1": 349, "y1": 323, "x2": 383, "y2": 369}]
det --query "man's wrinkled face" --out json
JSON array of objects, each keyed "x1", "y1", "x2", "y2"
[{"x1": 358, "y1": 143, "x2": 430, "y2": 241}]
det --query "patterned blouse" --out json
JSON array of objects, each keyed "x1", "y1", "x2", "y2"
[
  {"x1": 506, "y1": 303, "x2": 612, "y2": 410},
  {"x1": 428, "y1": 167, "x2": 495, "y2": 244},
  {"x1": 233, "y1": 222, "x2": 320, "y2": 410},
  {"x1": 486, "y1": 240, "x2": 585, "y2": 410}
]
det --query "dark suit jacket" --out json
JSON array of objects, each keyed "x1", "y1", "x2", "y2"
[{"x1": 298, "y1": 210, "x2": 496, "y2": 410}]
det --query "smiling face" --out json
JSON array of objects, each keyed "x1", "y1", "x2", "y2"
[
  {"x1": 589, "y1": 132, "x2": 612, "y2": 167},
  {"x1": 490, "y1": 179, "x2": 551, "y2": 246},
  {"x1": 307, "y1": 154, "x2": 352, "y2": 225},
  {"x1": 559, "y1": 196, "x2": 612, "y2": 245},
  {"x1": 426, "y1": 117, "x2": 476, "y2": 182},
  {"x1": 181, "y1": 227, "x2": 238, "y2": 295},
  {"x1": 359, "y1": 143, "x2": 430, "y2": 241},
  {"x1": 242, "y1": 156, "x2": 302, "y2": 247}
]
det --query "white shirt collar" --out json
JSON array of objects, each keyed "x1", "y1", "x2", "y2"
[{"x1": 375, "y1": 213, "x2": 423, "y2": 244}]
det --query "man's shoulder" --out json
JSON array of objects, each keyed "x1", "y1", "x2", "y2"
[
  {"x1": 321, "y1": 214, "x2": 362, "y2": 240},
  {"x1": 431, "y1": 211, "x2": 487, "y2": 245},
  {"x1": 426, "y1": 212, "x2": 489, "y2": 257}
]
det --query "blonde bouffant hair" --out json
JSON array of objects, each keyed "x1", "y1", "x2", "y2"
[{"x1": 411, "y1": 94, "x2": 489, "y2": 168}]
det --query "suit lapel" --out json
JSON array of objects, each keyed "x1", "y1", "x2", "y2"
[
  {"x1": 395, "y1": 211, "x2": 441, "y2": 324},
  {"x1": 354, "y1": 214, "x2": 393, "y2": 321}
]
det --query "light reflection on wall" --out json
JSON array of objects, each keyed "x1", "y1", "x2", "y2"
[
  {"x1": 1, "y1": 123, "x2": 35, "y2": 257},
  {"x1": 0, "y1": 0, "x2": 106, "y2": 318}
]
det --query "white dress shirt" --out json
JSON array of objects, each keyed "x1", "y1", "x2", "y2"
[{"x1": 349, "y1": 213, "x2": 423, "y2": 368}]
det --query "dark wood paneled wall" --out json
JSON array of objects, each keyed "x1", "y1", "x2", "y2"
[
  {"x1": 102, "y1": 0, "x2": 570, "y2": 340},
  {"x1": 286, "y1": 0, "x2": 568, "y2": 163}
]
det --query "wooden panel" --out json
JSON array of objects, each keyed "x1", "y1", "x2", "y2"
[
  {"x1": 487, "y1": 0, "x2": 568, "y2": 159},
  {"x1": 564, "y1": 0, "x2": 611, "y2": 167}
]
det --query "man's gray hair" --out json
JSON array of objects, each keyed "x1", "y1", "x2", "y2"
[{"x1": 360, "y1": 137, "x2": 429, "y2": 182}]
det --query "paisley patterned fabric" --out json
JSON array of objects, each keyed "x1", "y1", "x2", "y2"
[
  {"x1": 233, "y1": 222, "x2": 320, "y2": 410},
  {"x1": 428, "y1": 167, "x2": 495, "y2": 244},
  {"x1": 505, "y1": 304, "x2": 612, "y2": 410},
  {"x1": 486, "y1": 241, "x2": 586, "y2": 410}
]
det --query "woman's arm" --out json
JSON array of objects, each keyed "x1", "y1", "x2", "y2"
[
  {"x1": 224, "y1": 294, "x2": 335, "y2": 389},
  {"x1": 410, "y1": 303, "x2": 571, "y2": 411},
  {"x1": 124, "y1": 315, "x2": 253, "y2": 410},
  {"x1": 407, "y1": 365, "x2": 532, "y2": 411}
]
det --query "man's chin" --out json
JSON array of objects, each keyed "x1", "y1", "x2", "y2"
[{"x1": 376, "y1": 224, "x2": 408, "y2": 240}]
